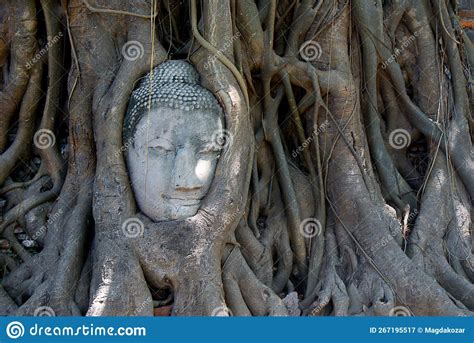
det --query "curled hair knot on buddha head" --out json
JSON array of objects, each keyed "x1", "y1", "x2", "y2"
[{"x1": 123, "y1": 60, "x2": 223, "y2": 142}]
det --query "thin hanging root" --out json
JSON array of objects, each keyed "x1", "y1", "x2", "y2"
[
  {"x1": 248, "y1": 159, "x2": 260, "y2": 238},
  {"x1": 280, "y1": 71, "x2": 319, "y2": 203},
  {"x1": 231, "y1": 0, "x2": 243, "y2": 75},
  {"x1": 64, "y1": 2, "x2": 80, "y2": 107},
  {"x1": 263, "y1": 89, "x2": 307, "y2": 276},
  {"x1": 0, "y1": 64, "x2": 42, "y2": 185},
  {"x1": 372, "y1": 18, "x2": 473, "y2": 199},
  {"x1": 281, "y1": 69, "x2": 327, "y2": 296},
  {"x1": 81, "y1": 0, "x2": 158, "y2": 18},
  {"x1": 190, "y1": 0, "x2": 249, "y2": 109},
  {"x1": 259, "y1": 1, "x2": 307, "y2": 277},
  {"x1": 432, "y1": 0, "x2": 474, "y2": 199},
  {"x1": 286, "y1": 62, "x2": 374, "y2": 192},
  {"x1": 0, "y1": 0, "x2": 38, "y2": 152},
  {"x1": 353, "y1": 0, "x2": 416, "y2": 210},
  {"x1": 12, "y1": 46, "x2": 97, "y2": 315},
  {"x1": 256, "y1": 0, "x2": 343, "y2": 281},
  {"x1": 461, "y1": 30, "x2": 474, "y2": 69},
  {"x1": 38, "y1": 0, "x2": 66, "y2": 187},
  {"x1": 282, "y1": 58, "x2": 373, "y2": 192},
  {"x1": 2, "y1": 0, "x2": 472, "y2": 317},
  {"x1": 164, "y1": 0, "x2": 183, "y2": 45},
  {"x1": 274, "y1": 0, "x2": 297, "y2": 33},
  {"x1": 306, "y1": 85, "x2": 326, "y2": 297},
  {"x1": 272, "y1": 226, "x2": 293, "y2": 293}
]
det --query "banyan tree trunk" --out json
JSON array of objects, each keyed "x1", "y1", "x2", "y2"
[{"x1": 0, "y1": 0, "x2": 472, "y2": 316}]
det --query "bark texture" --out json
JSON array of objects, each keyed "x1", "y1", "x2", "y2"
[{"x1": 0, "y1": 0, "x2": 472, "y2": 316}]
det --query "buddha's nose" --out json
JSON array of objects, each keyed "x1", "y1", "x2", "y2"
[{"x1": 172, "y1": 147, "x2": 203, "y2": 191}]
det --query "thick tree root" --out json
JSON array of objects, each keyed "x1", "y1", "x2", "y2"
[{"x1": 222, "y1": 245, "x2": 288, "y2": 316}]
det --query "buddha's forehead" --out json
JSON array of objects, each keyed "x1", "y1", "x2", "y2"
[{"x1": 134, "y1": 107, "x2": 222, "y2": 142}]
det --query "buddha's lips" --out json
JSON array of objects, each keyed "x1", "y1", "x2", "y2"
[{"x1": 165, "y1": 196, "x2": 202, "y2": 206}]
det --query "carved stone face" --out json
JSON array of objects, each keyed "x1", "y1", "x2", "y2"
[{"x1": 126, "y1": 107, "x2": 223, "y2": 221}]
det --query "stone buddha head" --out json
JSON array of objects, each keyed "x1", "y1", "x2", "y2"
[{"x1": 124, "y1": 60, "x2": 224, "y2": 221}]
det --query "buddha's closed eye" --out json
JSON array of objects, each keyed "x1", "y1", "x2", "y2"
[
  {"x1": 148, "y1": 138, "x2": 174, "y2": 154},
  {"x1": 198, "y1": 144, "x2": 221, "y2": 158}
]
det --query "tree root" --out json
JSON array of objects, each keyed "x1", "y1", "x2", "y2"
[
  {"x1": 302, "y1": 224, "x2": 349, "y2": 316},
  {"x1": 222, "y1": 245, "x2": 288, "y2": 316}
]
